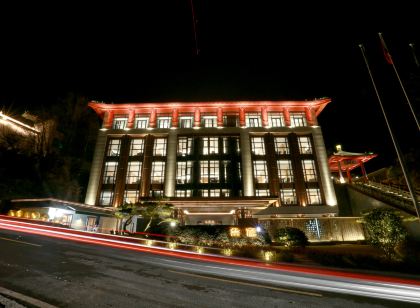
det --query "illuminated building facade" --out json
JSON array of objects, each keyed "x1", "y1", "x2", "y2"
[{"x1": 85, "y1": 99, "x2": 338, "y2": 225}]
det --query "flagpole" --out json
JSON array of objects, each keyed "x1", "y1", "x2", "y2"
[
  {"x1": 359, "y1": 44, "x2": 420, "y2": 222},
  {"x1": 379, "y1": 33, "x2": 420, "y2": 131}
]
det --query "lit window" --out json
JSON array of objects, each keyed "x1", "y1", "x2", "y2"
[
  {"x1": 256, "y1": 189, "x2": 269, "y2": 196},
  {"x1": 251, "y1": 137, "x2": 265, "y2": 155},
  {"x1": 135, "y1": 116, "x2": 149, "y2": 129},
  {"x1": 268, "y1": 112, "x2": 285, "y2": 127},
  {"x1": 253, "y1": 161, "x2": 268, "y2": 183},
  {"x1": 202, "y1": 137, "x2": 219, "y2": 155},
  {"x1": 175, "y1": 190, "x2": 192, "y2": 197},
  {"x1": 179, "y1": 116, "x2": 193, "y2": 128},
  {"x1": 298, "y1": 136, "x2": 312, "y2": 154},
  {"x1": 177, "y1": 137, "x2": 193, "y2": 156},
  {"x1": 290, "y1": 112, "x2": 307, "y2": 127},
  {"x1": 99, "y1": 191, "x2": 113, "y2": 206},
  {"x1": 200, "y1": 160, "x2": 219, "y2": 183},
  {"x1": 157, "y1": 116, "x2": 171, "y2": 128},
  {"x1": 302, "y1": 160, "x2": 317, "y2": 182},
  {"x1": 129, "y1": 139, "x2": 144, "y2": 156},
  {"x1": 221, "y1": 189, "x2": 230, "y2": 197},
  {"x1": 202, "y1": 116, "x2": 217, "y2": 127},
  {"x1": 150, "y1": 190, "x2": 163, "y2": 197},
  {"x1": 113, "y1": 116, "x2": 128, "y2": 129},
  {"x1": 151, "y1": 161, "x2": 165, "y2": 184},
  {"x1": 176, "y1": 161, "x2": 193, "y2": 184},
  {"x1": 280, "y1": 189, "x2": 297, "y2": 205},
  {"x1": 126, "y1": 161, "x2": 142, "y2": 184},
  {"x1": 274, "y1": 137, "x2": 289, "y2": 155},
  {"x1": 124, "y1": 190, "x2": 138, "y2": 204},
  {"x1": 307, "y1": 188, "x2": 322, "y2": 204},
  {"x1": 277, "y1": 160, "x2": 294, "y2": 183},
  {"x1": 209, "y1": 189, "x2": 220, "y2": 197},
  {"x1": 107, "y1": 139, "x2": 121, "y2": 156},
  {"x1": 153, "y1": 138, "x2": 167, "y2": 156},
  {"x1": 103, "y1": 162, "x2": 118, "y2": 184},
  {"x1": 246, "y1": 113, "x2": 261, "y2": 127}
]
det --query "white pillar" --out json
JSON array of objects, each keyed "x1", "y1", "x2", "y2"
[
  {"x1": 240, "y1": 131, "x2": 254, "y2": 196},
  {"x1": 164, "y1": 130, "x2": 177, "y2": 197}
]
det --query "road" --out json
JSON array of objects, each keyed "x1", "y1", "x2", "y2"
[{"x1": 0, "y1": 228, "x2": 419, "y2": 308}]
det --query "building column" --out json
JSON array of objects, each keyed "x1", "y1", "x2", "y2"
[
  {"x1": 194, "y1": 108, "x2": 201, "y2": 128},
  {"x1": 140, "y1": 135, "x2": 154, "y2": 197},
  {"x1": 239, "y1": 108, "x2": 246, "y2": 127},
  {"x1": 164, "y1": 130, "x2": 177, "y2": 197},
  {"x1": 103, "y1": 111, "x2": 114, "y2": 129},
  {"x1": 127, "y1": 109, "x2": 135, "y2": 129},
  {"x1": 85, "y1": 131, "x2": 108, "y2": 205},
  {"x1": 217, "y1": 107, "x2": 223, "y2": 127},
  {"x1": 171, "y1": 108, "x2": 179, "y2": 129},
  {"x1": 261, "y1": 107, "x2": 268, "y2": 127},
  {"x1": 149, "y1": 109, "x2": 157, "y2": 128},
  {"x1": 359, "y1": 161, "x2": 368, "y2": 182},
  {"x1": 240, "y1": 131, "x2": 254, "y2": 196},
  {"x1": 346, "y1": 168, "x2": 352, "y2": 184},
  {"x1": 337, "y1": 161, "x2": 345, "y2": 183},
  {"x1": 311, "y1": 126, "x2": 337, "y2": 206},
  {"x1": 283, "y1": 108, "x2": 291, "y2": 126}
]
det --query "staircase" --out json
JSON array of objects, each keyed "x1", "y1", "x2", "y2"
[{"x1": 350, "y1": 181, "x2": 419, "y2": 216}]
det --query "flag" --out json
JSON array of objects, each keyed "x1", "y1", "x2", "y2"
[{"x1": 379, "y1": 33, "x2": 393, "y2": 65}]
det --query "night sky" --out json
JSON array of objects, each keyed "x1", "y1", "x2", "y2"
[{"x1": 1, "y1": 1, "x2": 419, "y2": 174}]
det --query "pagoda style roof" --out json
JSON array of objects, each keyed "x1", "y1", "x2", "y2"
[{"x1": 329, "y1": 150, "x2": 377, "y2": 172}]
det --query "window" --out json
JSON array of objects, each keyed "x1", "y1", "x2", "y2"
[
  {"x1": 113, "y1": 116, "x2": 128, "y2": 129},
  {"x1": 175, "y1": 190, "x2": 192, "y2": 197},
  {"x1": 107, "y1": 139, "x2": 121, "y2": 156},
  {"x1": 251, "y1": 137, "x2": 265, "y2": 155},
  {"x1": 222, "y1": 137, "x2": 240, "y2": 154},
  {"x1": 256, "y1": 189, "x2": 269, "y2": 196},
  {"x1": 176, "y1": 161, "x2": 193, "y2": 184},
  {"x1": 103, "y1": 162, "x2": 118, "y2": 184},
  {"x1": 200, "y1": 160, "x2": 219, "y2": 183},
  {"x1": 151, "y1": 161, "x2": 165, "y2": 184},
  {"x1": 298, "y1": 136, "x2": 312, "y2": 154},
  {"x1": 307, "y1": 188, "x2": 322, "y2": 204},
  {"x1": 126, "y1": 161, "x2": 142, "y2": 184},
  {"x1": 221, "y1": 189, "x2": 230, "y2": 197},
  {"x1": 202, "y1": 137, "x2": 219, "y2": 155},
  {"x1": 277, "y1": 160, "x2": 294, "y2": 183},
  {"x1": 253, "y1": 161, "x2": 268, "y2": 183},
  {"x1": 153, "y1": 138, "x2": 167, "y2": 156},
  {"x1": 157, "y1": 116, "x2": 171, "y2": 128},
  {"x1": 129, "y1": 139, "x2": 144, "y2": 156},
  {"x1": 150, "y1": 190, "x2": 163, "y2": 197},
  {"x1": 290, "y1": 112, "x2": 307, "y2": 127},
  {"x1": 135, "y1": 116, "x2": 149, "y2": 129},
  {"x1": 280, "y1": 189, "x2": 297, "y2": 205},
  {"x1": 302, "y1": 160, "x2": 317, "y2": 182},
  {"x1": 202, "y1": 116, "x2": 217, "y2": 127},
  {"x1": 179, "y1": 116, "x2": 193, "y2": 128},
  {"x1": 274, "y1": 137, "x2": 289, "y2": 155},
  {"x1": 268, "y1": 112, "x2": 285, "y2": 127},
  {"x1": 222, "y1": 161, "x2": 228, "y2": 182},
  {"x1": 177, "y1": 137, "x2": 193, "y2": 156},
  {"x1": 223, "y1": 114, "x2": 238, "y2": 127},
  {"x1": 124, "y1": 190, "x2": 138, "y2": 204},
  {"x1": 246, "y1": 113, "x2": 261, "y2": 127},
  {"x1": 200, "y1": 189, "x2": 220, "y2": 197},
  {"x1": 99, "y1": 191, "x2": 113, "y2": 206}
]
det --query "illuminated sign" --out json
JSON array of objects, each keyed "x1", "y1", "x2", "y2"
[
  {"x1": 245, "y1": 227, "x2": 257, "y2": 238},
  {"x1": 229, "y1": 227, "x2": 241, "y2": 237}
]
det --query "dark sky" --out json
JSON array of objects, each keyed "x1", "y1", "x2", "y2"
[{"x1": 0, "y1": 1, "x2": 419, "y2": 174}]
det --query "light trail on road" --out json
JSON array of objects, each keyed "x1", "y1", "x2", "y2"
[{"x1": 1, "y1": 215, "x2": 420, "y2": 304}]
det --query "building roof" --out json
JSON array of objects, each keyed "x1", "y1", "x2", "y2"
[{"x1": 329, "y1": 150, "x2": 378, "y2": 172}]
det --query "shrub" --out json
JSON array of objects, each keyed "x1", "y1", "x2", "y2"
[
  {"x1": 274, "y1": 227, "x2": 308, "y2": 248},
  {"x1": 362, "y1": 208, "x2": 408, "y2": 260}
]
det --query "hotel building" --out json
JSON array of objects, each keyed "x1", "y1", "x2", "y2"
[{"x1": 85, "y1": 99, "x2": 338, "y2": 225}]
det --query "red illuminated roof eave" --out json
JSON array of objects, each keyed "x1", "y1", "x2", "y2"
[
  {"x1": 88, "y1": 99, "x2": 332, "y2": 118},
  {"x1": 328, "y1": 153, "x2": 378, "y2": 172}
]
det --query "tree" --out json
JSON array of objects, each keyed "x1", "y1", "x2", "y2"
[
  {"x1": 115, "y1": 198, "x2": 177, "y2": 234},
  {"x1": 362, "y1": 208, "x2": 408, "y2": 260},
  {"x1": 274, "y1": 227, "x2": 308, "y2": 248}
]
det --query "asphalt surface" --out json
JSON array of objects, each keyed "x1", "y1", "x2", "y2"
[{"x1": 0, "y1": 229, "x2": 419, "y2": 308}]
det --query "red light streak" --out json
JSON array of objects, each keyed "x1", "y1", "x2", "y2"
[{"x1": 1, "y1": 216, "x2": 419, "y2": 287}]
